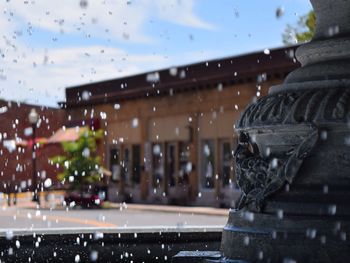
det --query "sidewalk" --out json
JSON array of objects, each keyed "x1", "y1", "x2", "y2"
[
  {"x1": 1, "y1": 191, "x2": 229, "y2": 217},
  {"x1": 0, "y1": 191, "x2": 64, "y2": 210}
]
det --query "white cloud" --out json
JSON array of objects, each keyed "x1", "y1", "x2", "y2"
[
  {"x1": 0, "y1": 0, "x2": 214, "y2": 43},
  {"x1": 0, "y1": 45, "x2": 170, "y2": 106},
  {"x1": 0, "y1": 0, "x2": 215, "y2": 106},
  {"x1": 0, "y1": 43, "x2": 223, "y2": 106},
  {"x1": 154, "y1": 0, "x2": 215, "y2": 30}
]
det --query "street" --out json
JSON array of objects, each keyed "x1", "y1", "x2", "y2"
[{"x1": 0, "y1": 204, "x2": 227, "y2": 230}]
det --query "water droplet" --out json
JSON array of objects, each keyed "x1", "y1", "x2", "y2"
[
  {"x1": 277, "y1": 209, "x2": 284, "y2": 219},
  {"x1": 344, "y1": 136, "x2": 350, "y2": 146},
  {"x1": 5, "y1": 230, "x2": 13, "y2": 240},
  {"x1": 217, "y1": 83, "x2": 223, "y2": 92},
  {"x1": 79, "y1": 0, "x2": 88, "y2": 9},
  {"x1": 169, "y1": 67, "x2": 177, "y2": 76},
  {"x1": 44, "y1": 178, "x2": 52, "y2": 188},
  {"x1": 320, "y1": 130, "x2": 328, "y2": 141},
  {"x1": 81, "y1": 91, "x2": 90, "y2": 101},
  {"x1": 258, "y1": 251, "x2": 264, "y2": 260},
  {"x1": 243, "y1": 236, "x2": 250, "y2": 245},
  {"x1": 276, "y1": 7, "x2": 285, "y2": 19},
  {"x1": 179, "y1": 70, "x2": 186, "y2": 79},
  {"x1": 100, "y1": 112, "x2": 107, "y2": 120},
  {"x1": 257, "y1": 73, "x2": 267, "y2": 83},
  {"x1": 340, "y1": 232, "x2": 347, "y2": 241},
  {"x1": 323, "y1": 185, "x2": 329, "y2": 194},
  {"x1": 131, "y1": 118, "x2": 139, "y2": 128},
  {"x1": 306, "y1": 228, "x2": 317, "y2": 239},
  {"x1": 243, "y1": 211, "x2": 255, "y2": 222},
  {"x1": 94, "y1": 232, "x2": 104, "y2": 240},
  {"x1": 146, "y1": 72, "x2": 160, "y2": 83},
  {"x1": 82, "y1": 147, "x2": 90, "y2": 158},
  {"x1": 0, "y1": 106, "x2": 8, "y2": 114},
  {"x1": 328, "y1": 204, "x2": 337, "y2": 215},
  {"x1": 271, "y1": 230, "x2": 277, "y2": 239},
  {"x1": 271, "y1": 158, "x2": 279, "y2": 169},
  {"x1": 90, "y1": 250, "x2": 98, "y2": 261},
  {"x1": 327, "y1": 25, "x2": 340, "y2": 37}
]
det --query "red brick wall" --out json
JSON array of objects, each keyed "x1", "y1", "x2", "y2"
[{"x1": 0, "y1": 100, "x2": 65, "y2": 193}]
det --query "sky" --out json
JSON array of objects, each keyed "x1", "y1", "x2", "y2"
[{"x1": 0, "y1": 0, "x2": 312, "y2": 107}]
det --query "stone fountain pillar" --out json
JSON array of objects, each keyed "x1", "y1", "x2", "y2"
[
  {"x1": 173, "y1": 0, "x2": 350, "y2": 262},
  {"x1": 220, "y1": 0, "x2": 350, "y2": 262}
]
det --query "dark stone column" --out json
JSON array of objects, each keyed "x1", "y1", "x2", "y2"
[
  {"x1": 221, "y1": 0, "x2": 350, "y2": 262},
  {"x1": 174, "y1": 0, "x2": 350, "y2": 262}
]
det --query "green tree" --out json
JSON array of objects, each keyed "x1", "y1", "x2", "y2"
[
  {"x1": 51, "y1": 128, "x2": 105, "y2": 191},
  {"x1": 283, "y1": 11, "x2": 316, "y2": 45}
]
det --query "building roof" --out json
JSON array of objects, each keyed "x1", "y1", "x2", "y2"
[{"x1": 62, "y1": 45, "x2": 300, "y2": 108}]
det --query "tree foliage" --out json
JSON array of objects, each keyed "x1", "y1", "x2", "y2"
[
  {"x1": 51, "y1": 128, "x2": 105, "y2": 190},
  {"x1": 283, "y1": 11, "x2": 316, "y2": 45}
]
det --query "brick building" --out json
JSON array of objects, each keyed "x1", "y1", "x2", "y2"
[
  {"x1": 61, "y1": 46, "x2": 299, "y2": 207},
  {"x1": 0, "y1": 101, "x2": 64, "y2": 196}
]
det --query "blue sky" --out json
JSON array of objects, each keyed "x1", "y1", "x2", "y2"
[{"x1": 0, "y1": 0, "x2": 312, "y2": 107}]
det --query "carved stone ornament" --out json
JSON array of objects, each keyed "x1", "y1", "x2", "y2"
[
  {"x1": 234, "y1": 85, "x2": 350, "y2": 211},
  {"x1": 237, "y1": 87, "x2": 350, "y2": 129},
  {"x1": 235, "y1": 126, "x2": 318, "y2": 211}
]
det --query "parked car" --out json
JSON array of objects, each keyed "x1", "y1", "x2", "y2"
[{"x1": 64, "y1": 187, "x2": 106, "y2": 209}]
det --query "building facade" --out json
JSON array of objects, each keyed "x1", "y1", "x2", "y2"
[
  {"x1": 62, "y1": 46, "x2": 299, "y2": 207},
  {"x1": 0, "y1": 101, "x2": 64, "y2": 196}
]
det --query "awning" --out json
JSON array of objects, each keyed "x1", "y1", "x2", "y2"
[
  {"x1": 7, "y1": 127, "x2": 88, "y2": 150},
  {"x1": 13, "y1": 138, "x2": 48, "y2": 148},
  {"x1": 47, "y1": 127, "x2": 88, "y2": 144}
]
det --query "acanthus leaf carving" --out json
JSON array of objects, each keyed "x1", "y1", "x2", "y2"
[
  {"x1": 238, "y1": 87, "x2": 350, "y2": 128},
  {"x1": 234, "y1": 126, "x2": 319, "y2": 212}
]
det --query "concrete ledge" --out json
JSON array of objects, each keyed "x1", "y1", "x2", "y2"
[
  {"x1": 109, "y1": 203, "x2": 230, "y2": 216},
  {"x1": 0, "y1": 226, "x2": 222, "y2": 262},
  {"x1": 172, "y1": 251, "x2": 221, "y2": 263}
]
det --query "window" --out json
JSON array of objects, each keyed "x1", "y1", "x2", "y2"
[
  {"x1": 179, "y1": 142, "x2": 191, "y2": 183},
  {"x1": 122, "y1": 147, "x2": 130, "y2": 184},
  {"x1": 201, "y1": 140, "x2": 215, "y2": 189},
  {"x1": 110, "y1": 147, "x2": 120, "y2": 182},
  {"x1": 152, "y1": 143, "x2": 164, "y2": 190},
  {"x1": 221, "y1": 141, "x2": 232, "y2": 187},
  {"x1": 131, "y1": 144, "x2": 141, "y2": 185},
  {"x1": 166, "y1": 143, "x2": 176, "y2": 188}
]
